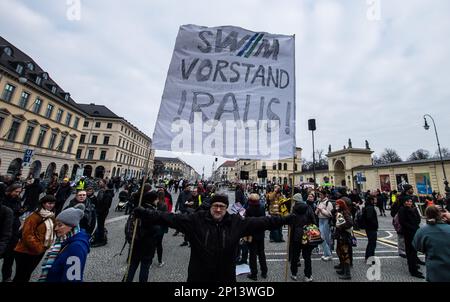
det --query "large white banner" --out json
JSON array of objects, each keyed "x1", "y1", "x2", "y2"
[{"x1": 153, "y1": 24, "x2": 295, "y2": 159}]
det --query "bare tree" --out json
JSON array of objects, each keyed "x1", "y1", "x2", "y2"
[
  {"x1": 433, "y1": 147, "x2": 450, "y2": 159},
  {"x1": 373, "y1": 148, "x2": 403, "y2": 164},
  {"x1": 408, "y1": 149, "x2": 430, "y2": 161}
]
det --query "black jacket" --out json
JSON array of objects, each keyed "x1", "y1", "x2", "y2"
[
  {"x1": 55, "y1": 183, "x2": 72, "y2": 205},
  {"x1": 138, "y1": 209, "x2": 292, "y2": 282},
  {"x1": 361, "y1": 204, "x2": 378, "y2": 231},
  {"x1": 2, "y1": 195, "x2": 22, "y2": 248},
  {"x1": 244, "y1": 204, "x2": 266, "y2": 241},
  {"x1": 334, "y1": 210, "x2": 353, "y2": 241},
  {"x1": 95, "y1": 189, "x2": 114, "y2": 215},
  {"x1": 291, "y1": 203, "x2": 317, "y2": 244},
  {"x1": 175, "y1": 190, "x2": 192, "y2": 213},
  {"x1": 0, "y1": 204, "x2": 13, "y2": 257},
  {"x1": 398, "y1": 206, "x2": 421, "y2": 236},
  {"x1": 22, "y1": 179, "x2": 44, "y2": 211}
]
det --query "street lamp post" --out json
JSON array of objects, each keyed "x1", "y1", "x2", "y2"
[
  {"x1": 423, "y1": 114, "x2": 449, "y2": 194},
  {"x1": 308, "y1": 119, "x2": 317, "y2": 188}
]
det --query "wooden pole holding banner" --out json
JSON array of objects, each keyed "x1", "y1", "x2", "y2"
[
  {"x1": 123, "y1": 146, "x2": 152, "y2": 282},
  {"x1": 284, "y1": 154, "x2": 296, "y2": 281},
  {"x1": 284, "y1": 33, "x2": 296, "y2": 281}
]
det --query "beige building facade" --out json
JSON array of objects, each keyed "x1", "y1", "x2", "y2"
[
  {"x1": 294, "y1": 142, "x2": 450, "y2": 195},
  {"x1": 0, "y1": 37, "x2": 86, "y2": 180},
  {"x1": 228, "y1": 148, "x2": 303, "y2": 185},
  {"x1": 76, "y1": 103, "x2": 153, "y2": 180}
]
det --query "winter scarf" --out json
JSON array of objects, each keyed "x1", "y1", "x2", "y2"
[
  {"x1": 38, "y1": 209, "x2": 55, "y2": 248},
  {"x1": 38, "y1": 225, "x2": 80, "y2": 282}
]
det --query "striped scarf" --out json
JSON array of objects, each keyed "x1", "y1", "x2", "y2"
[{"x1": 38, "y1": 225, "x2": 81, "y2": 282}]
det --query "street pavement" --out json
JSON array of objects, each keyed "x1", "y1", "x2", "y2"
[{"x1": 3, "y1": 188, "x2": 426, "y2": 282}]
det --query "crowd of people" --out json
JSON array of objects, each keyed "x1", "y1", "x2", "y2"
[{"x1": 1, "y1": 173, "x2": 450, "y2": 283}]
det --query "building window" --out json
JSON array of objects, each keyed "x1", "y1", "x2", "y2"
[
  {"x1": 51, "y1": 86, "x2": 57, "y2": 94},
  {"x1": 36, "y1": 128, "x2": 47, "y2": 147},
  {"x1": 67, "y1": 138, "x2": 74, "y2": 153},
  {"x1": 19, "y1": 91, "x2": 30, "y2": 108},
  {"x1": 116, "y1": 152, "x2": 119, "y2": 161},
  {"x1": 95, "y1": 122, "x2": 101, "y2": 128},
  {"x1": 278, "y1": 163, "x2": 282, "y2": 170},
  {"x1": 80, "y1": 134, "x2": 85, "y2": 144},
  {"x1": 284, "y1": 163, "x2": 288, "y2": 171},
  {"x1": 73, "y1": 117, "x2": 80, "y2": 129},
  {"x1": 55, "y1": 109, "x2": 63, "y2": 123},
  {"x1": 57, "y1": 136, "x2": 67, "y2": 151},
  {"x1": 3, "y1": 47, "x2": 12, "y2": 56},
  {"x1": 103, "y1": 136, "x2": 110, "y2": 145},
  {"x1": 48, "y1": 132, "x2": 57, "y2": 149},
  {"x1": 23, "y1": 125, "x2": 35, "y2": 145},
  {"x1": 88, "y1": 150, "x2": 94, "y2": 160},
  {"x1": 76, "y1": 149, "x2": 82, "y2": 159},
  {"x1": 2, "y1": 84, "x2": 16, "y2": 102},
  {"x1": 7, "y1": 121, "x2": 21, "y2": 141},
  {"x1": 35, "y1": 77, "x2": 42, "y2": 85},
  {"x1": 121, "y1": 125, "x2": 123, "y2": 131},
  {"x1": 107, "y1": 123, "x2": 112, "y2": 129},
  {"x1": 65, "y1": 113, "x2": 72, "y2": 126},
  {"x1": 294, "y1": 164, "x2": 298, "y2": 171},
  {"x1": 16, "y1": 64, "x2": 24, "y2": 74},
  {"x1": 27, "y1": 62, "x2": 34, "y2": 71},
  {"x1": 33, "y1": 98, "x2": 42, "y2": 114},
  {"x1": 119, "y1": 138, "x2": 122, "y2": 146},
  {"x1": 120, "y1": 154, "x2": 123, "y2": 162},
  {"x1": 91, "y1": 135, "x2": 98, "y2": 144},
  {"x1": 273, "y1": 164, "x2": 276, "y2": 170},
  {"x1": 83, "y1": 121, "x2": 89, "y2": 127},
  {"x1": 45, "y1": 104, "x2": 54, "y2": 119},
  {"x1": 64, "y1": 94, "x2": 69, "y2": 101},
  {"x1": 100, "y1": 151, "x2": 107, "y2": 160}
]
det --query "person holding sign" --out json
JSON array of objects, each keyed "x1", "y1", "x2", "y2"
[{"x1": 133, "y1": 192, "x2": 295, "y2": 282}]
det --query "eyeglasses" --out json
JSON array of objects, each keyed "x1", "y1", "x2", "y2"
[{"x1": 211, "y1": 204, "x2": 227, "y2": 210}]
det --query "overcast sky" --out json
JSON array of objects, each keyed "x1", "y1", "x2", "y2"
[{"x1": 1, "y1": 0, "x2": 449, "y2": 177}]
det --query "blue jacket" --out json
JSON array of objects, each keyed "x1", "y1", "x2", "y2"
[
  {"x1": 46, "y1": 230, "x2": 90, "y2": 282},
  {"x1": 413, "y1": 223, "x2": 450, "y2": 282}
]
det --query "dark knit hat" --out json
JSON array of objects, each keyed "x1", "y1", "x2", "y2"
[
  {"x1": 403, "y1": 184, "x2": 413, "y2": 192},
  {"x1": 39, "y1": 195, "x2": 57, "y2": 205},
  {"x1": 211, "y1": 193, "x2": 229, "y2": 207}
]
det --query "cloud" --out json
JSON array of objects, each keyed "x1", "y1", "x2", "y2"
[{"x1": 1, "y1": 0, "x2": 449, "y2": 175}]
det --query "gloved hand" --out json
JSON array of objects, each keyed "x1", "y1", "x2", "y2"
[{"x1": 133, "y1": 206, "x2": 147, "y2": 218}]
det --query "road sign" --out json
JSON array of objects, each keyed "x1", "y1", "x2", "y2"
[{"x1": 22, "y1": 149, "x2": 34, "y2": 166}]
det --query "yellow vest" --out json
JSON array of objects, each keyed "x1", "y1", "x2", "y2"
[{"x1": 76, "y1": 180, "x2": 85, "y2": 190}]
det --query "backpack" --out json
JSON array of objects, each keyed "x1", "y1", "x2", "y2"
[
  {"x1": 393, "y1": 213, "x2": 402, "y2": 233},
  {"x1": 302, "y1": 224, "x2": 323, "y2": 246},
  {"x1": 124, "y1": 213, "x2": 143, "y2": 244}
]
